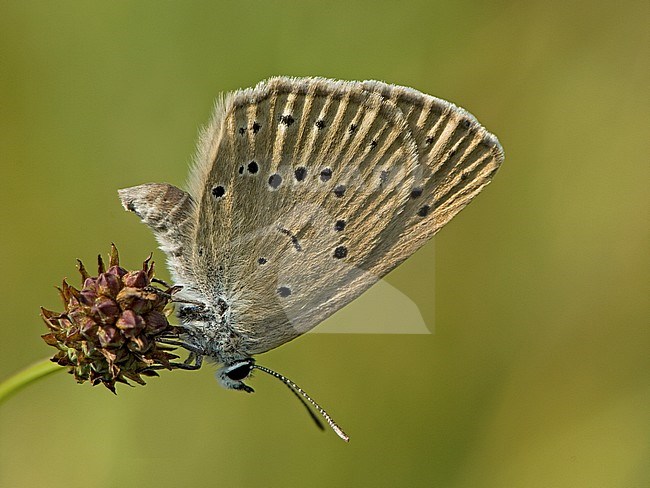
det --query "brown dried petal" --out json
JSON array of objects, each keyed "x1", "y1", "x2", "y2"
[
  {"x1": 40, "y1": 308, "x2": 63, "y2": 329},
  {"x1": 56, "y1": 356, "x2": 71, "y2": 367},
  {"x1": 64, "y1": 327, "x2": 83, "y2": 343},
  {"x1": 41, "y1": 333, "x2": 59, "y2": 346},
  {"x1": 108, "y1": 243, "x2": 120, "y2": 268},
  {"x1": 76, "y1": 259, "x2": 90, "y2": 282},
  {"x1": 122, "y1": 370, "x2": 147, "y2": 386},
  {"x1": 97, "y1": 254, "x2": 106, "y2": 274},
  {"x1": 59, "y1": 280, "x2": 81, "y2": 305},
  {"x1": 58, "y1": 282, "x2": 70, "y2": 303},
  {"x1": 145, "y1": 259, "x2": 156, "y2": 281},
  {"x1": 99, "y1": 349, "x2": 118, "y2": 364}
]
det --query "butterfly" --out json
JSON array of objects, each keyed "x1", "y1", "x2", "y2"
[{"x1": 118, "y1": 76, "x2": 504, "y2": 440}]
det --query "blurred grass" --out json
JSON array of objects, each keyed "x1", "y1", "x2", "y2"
[{"x1": 1, "y1": 1, "x2": 648, "y2": 487}]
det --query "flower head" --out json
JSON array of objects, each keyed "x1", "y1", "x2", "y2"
[{"x1": 41, "y1": 244, "x2": 181, "y2": 393}]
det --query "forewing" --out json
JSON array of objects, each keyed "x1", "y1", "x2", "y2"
[
  {"x1": 185, "y1": 77, "x2": 424, "y2": 354},
  {"x1": 359, "y1": 80, "x2": 504, "y2": 275}
]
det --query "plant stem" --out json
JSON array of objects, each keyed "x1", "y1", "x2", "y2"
[{"x1": 0, "y1": 358, "x2": 63, "y2": 406}]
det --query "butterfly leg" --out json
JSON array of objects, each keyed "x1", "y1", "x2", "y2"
[
  {"x1": 169, "y1": 352, "x2": 203, "y2": 371},
  {"x1": 151, "y1": 277, "x2": 171, "y2": 287},
  {"x1": 155, "y1": 337, "x2": 205, "y2": 370}
]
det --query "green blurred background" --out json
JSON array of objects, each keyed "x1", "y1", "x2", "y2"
[{"x1": 1, "y1": 1, "x2": 648, "y2": 487}]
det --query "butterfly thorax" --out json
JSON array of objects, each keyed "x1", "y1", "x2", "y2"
[
  {"x1": 175, "y1": 303, "x2": 258, "y2": 391},
  {"x1": 176, "y1": 300, "x2": 249, "y2": 364}
]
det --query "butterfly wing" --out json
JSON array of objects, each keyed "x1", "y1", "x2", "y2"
[
  {"x1": 179, "y1": 77, "x2": 416, "y2": 354},
  {"x1": 186, "y1": 77, "x2": 502, "y2": 355},
  {"x1": 358, "y1": 80, "x2": 504, "y2": 275},
  {"x1": 119, "y1": 77, "x2": 503, "y2": 357}
]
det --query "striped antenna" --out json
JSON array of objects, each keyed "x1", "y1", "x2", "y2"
[{"x1": 253, "y1": 364, "x2": 350, "y2": 442}]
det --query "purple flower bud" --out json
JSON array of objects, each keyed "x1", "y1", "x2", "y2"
[
  {"x1": 144, "y1": 310, "x2": 170, "y2": 334},
  {"x1": 83, "y1": 277, "x2": 97, "y2": 289},
  {"x1": 123, "y1": 270, "x2": 148, "y2": 288},
  {"x1": 93, "y1": 296, "x2": 120, "y2": 323},
  {"x1": 79, "y1": 289, "x2": 97, "y2": 306},
  {"x1": 79, "y1": 316, "x2": 98, "y2": 336},
  {"x1": 107, "y1": 265, "x2": 128, "y2": 278},
  {"x1": 97, "y1": 324, "x2": 121, "y2": 348},
  {"x1": 116, "y1": 310, "x2": 145, "y2": 337},
  {"x1": 97, "y1": 272, "x2": 121, "y2": 297}
]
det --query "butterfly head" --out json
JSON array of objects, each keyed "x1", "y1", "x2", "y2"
[{"x1": 217, "y1": 358, "x2": 256, "y2": 393}]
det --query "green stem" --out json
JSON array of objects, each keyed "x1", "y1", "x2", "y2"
[{"x1": 0, "y1": 357, "x2": 63, "y2": 405}]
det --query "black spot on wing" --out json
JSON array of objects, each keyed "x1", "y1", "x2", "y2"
[
  {"x1": 294, "y1": 167, "x2": 307, "y2": 181},
  {"x1": 268, "y1": 174, "x2": 283, "y2": 189},
  {"x1": 279, "y1": 114, "x2": 294, "y2": 126},
  {"x1": 333, "y1": 246, "x2": 348, "y2": 259},
  {"x1": 417, "y1": 205, "x2": 430, "y2": 217},
  {"x1": 277, "y1": 286, "x2": 292, "y2": 297},
  {"x1": 333, "y1": 185, "x2": 346, "y2": 197}
]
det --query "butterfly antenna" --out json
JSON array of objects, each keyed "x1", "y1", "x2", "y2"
[
  {"x1": 285, "y1": 384, "x2": 326, "y2": 432},
  {"x1": 252, "y1": 364, "x2": 350, "y2": 442}
]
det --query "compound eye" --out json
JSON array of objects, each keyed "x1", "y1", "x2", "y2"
[{"x1": 224, "y1": 361, "x2": 253, "y2": 381}]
